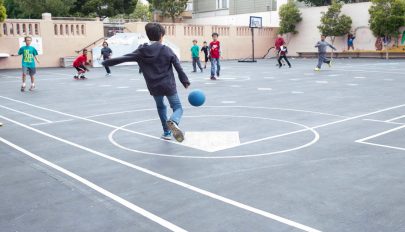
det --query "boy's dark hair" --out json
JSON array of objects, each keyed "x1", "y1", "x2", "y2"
[
  {"x1": 212, "y1": 32, "x2": 219, "y2": 37},
  {"x1": 203, "y1": 41, "x2": 207, "y2": 44},
  {"x1": 145, "y1": 23, "x2": 166, "y2": 41},
  {"x1": 193, "y1": 39, "x2": 197, "y2": 43},
  {"x1": 103, "y1": 41, "x2": 108, "y2": 46},
  {"x1": 24, "y1": 36, "x2": 32, "y2": 41},
  {"x1": 83, "y1": 48, "x2": 88, "y2": 52}
]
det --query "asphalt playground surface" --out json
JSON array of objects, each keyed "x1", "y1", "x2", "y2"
[{"x1": 0, "y1": 58, "x2": 404, "y2": 232}]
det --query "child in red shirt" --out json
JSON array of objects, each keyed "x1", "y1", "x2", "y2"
[
  {"x1": 73, "y1": 49, "x2": 90, "y2": 79},
  {"x1": 209, "y1": 33, "x2": 221, "y2": 80}
]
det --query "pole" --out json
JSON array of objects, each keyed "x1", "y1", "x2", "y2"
[{"x1": 251, "y1": 28, "x2": 254, "y2": 62}]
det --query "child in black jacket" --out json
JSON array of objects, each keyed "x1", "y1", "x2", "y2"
[
  {"x1": 103, "y1": 23, "x2": 190, "y2": 142},
  {"x1": 278, "y1": 43, "x2": 291, "y2": 68}
]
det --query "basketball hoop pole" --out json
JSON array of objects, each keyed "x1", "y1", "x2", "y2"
[{"x1": 251, "y1": 27, "x2": 255, "y2": 62}]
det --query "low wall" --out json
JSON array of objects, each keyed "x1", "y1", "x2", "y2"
[
  {"x1": 0, "y1": 14, "x2": 104, "y2": 69},
  {"x1": 125, "y1": 22, "x2": 277, "y2": 61}
]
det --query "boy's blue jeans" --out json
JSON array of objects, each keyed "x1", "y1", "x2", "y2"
[
  {"x1": 210, "y1": 58, "x2": 221, "y2": 77},
  {"x1": 153, "y1": 94, "x2": 183, "y2": 133}
]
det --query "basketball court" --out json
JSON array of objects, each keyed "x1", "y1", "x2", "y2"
[{"x1": 1, "y1": 58, "x2": 404, "y2": 232}]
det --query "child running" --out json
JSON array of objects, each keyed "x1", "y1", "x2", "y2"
[
  {"x1": 209, "y1": 33, "x2": 221, "y2": 80},
  {"x1": 347, "y1": 33, "x2": 356, "y2": 51},
  {"x1": 278, "y1": 43, "x2": 291, "y2": 68},
  {"x1": 102, "y1": 23, "x2": 190, "y2": 142},
  {"x1": 99, "y1": 41, "x2": 113, "y2": 76},
  {"x1": 73, "y1": 49, "x2": 90, "y2": 79},
  {"x1": 191, "y1": 39, "x2": 203, "y2": 73},
  {"x1": 12, "y1": 36, "x2": 40, "y2": 92},
  {"x1": 201, "y1": 41, "x2": 209, "y2": 69},
  {"x1": 314, "y1": 35, "x2": 337, "y2": 71}
]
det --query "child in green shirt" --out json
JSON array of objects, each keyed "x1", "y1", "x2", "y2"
[
  {"x1": 191, "y1": 40, "x2": 203, "y2": 73},
  {"x1": 12, "y1": 36, "x2": 40, "y2": 92}
]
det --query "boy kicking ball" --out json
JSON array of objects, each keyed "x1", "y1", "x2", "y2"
[
  {"x1": 102, "y1": 23, "x2": 190, "y2": 142},
  {"x1": 73, "y1": 49, "x2": 90, "y2": 79},
  {"x1": 314, "y1": 35, "x2": 337, "y2": 71},
  {"x1": 12, "y1": 36, "x2": 40, "y2": 92}
]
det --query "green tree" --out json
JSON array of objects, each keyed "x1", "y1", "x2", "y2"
[
  {"x1": 369, "y1": 0, "x2": 405, "y2": 58},
  {"x1": 278, "y1": 1, "x2": 302, "y2": 43},
  {"x1": 297, "y1": 0, "x2": 350, "y2": 7},
  {"x1": 5, "y1": 0, "x2": 75, "y2": 18},
  {"x1": 148, "y1": 0, "x2": 188, "y2": 23},
  {"x1": 318, "y1": 0, "x2": 352, "y2": 56},
  {"x1": 81, "y1": 0, "x2": 138, "y2": 17},
  {"x1": 130, "y1": 2, "x2": 152, "y2": 21},
  {"x1": 0, "y1": 0, "x2": 7, "y2": 22}
]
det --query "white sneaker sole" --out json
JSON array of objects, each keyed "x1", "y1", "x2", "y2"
[{"x1": 167, "y1": 121, "x2": 184, "y2": 142}]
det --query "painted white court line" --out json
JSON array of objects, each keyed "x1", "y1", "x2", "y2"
[
  {"x1": 356, "y1": 141, "x2": 405, "y2": 152},
  {"x1": 289, "y1": 78, "x2": 300, "y2": 81},
  {"x1": 0, "y1": 105, "x2": 52, "y2": 123},
  {"x1": 204, "y1": 83, "x2": 216, "y2": 85},
  {"x1": 346, "y1": 83, "x2": 358, "y2": 86},
  {"x1": 117, "y1": 86, "x2": 130, "y2": 89},
  {"x1": 315, "y1": 81, "x2": 328, "y2": 84},
  {"x1": 333, "y1": 69, "x2": 403, "y2": 75},
  {"x1": 136, "y1": 89, "x2": 149, "y2": 92},
  {"x1": 291, "y1": 91, "x2": 304, "y2": 94},
  {"x1": 221, "y1": 101, "x2": 236, "y2": 104},
  {"x1": 263, "y1": 77, "x2": 275, "y2": 79},
  {"x1": 258, "y1": 88, "x2": 272, "y2": 91},
  {"x1": 85, "y1": 108, "x2": 156, "y2": 118},
  {"x1": 0, "y1": 115, "x2": 321, "y2": 232},
  {"x1": 355, "y1": 125, "x2": 405, "y2": 143},
  {"x1": 99, "y1": 85, "x2": 112, "y2": 87},
  {"x1": 353, "y1": 77, "x2": 366, "y2": 79},
  {"x1": 30, "y1": 119, "x2": 74, "y2": 126},
  {"x1": 0, "y1": 136, "x2": 186, "y2": 232},
  {"x1": 327, "y1": 74, "x2": 340, "y2": 77},
  {"x1": 386, "y1": 115, "x2": 404, "y2": 122},
  {"x1": 230, "y1": 85, "x2": 241, "y2": 87},
  {"x1": 363, "y1": 119, "x2": 405, "y2": 125}
]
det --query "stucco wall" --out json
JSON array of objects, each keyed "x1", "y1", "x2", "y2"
[
  {"x1": 287, "y1": 2, "x2": 376, "y2": 56},
  {"x1": 0, "y1": 15, "x2": 104, "y2": 69}
]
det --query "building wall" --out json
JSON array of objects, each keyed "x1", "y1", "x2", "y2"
[
  {"x1": 125, "y1": 22, "x2": 277, "y2": 61},
  {"x1": 0, "y1": 14, "x2": 104, "y2": 69},
  {"x1": 287, "y1": 2, "x2": 376, "y2": 56},
  {"x1": 229, "y1": 0, "x2": 277, "y2": 15}
]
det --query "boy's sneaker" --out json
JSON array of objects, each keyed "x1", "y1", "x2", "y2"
[
  {"x1": 20, "y1": 85, "x2": 26, "y2": 92},
  {"x1": 29, "y1": 84, "x2": 35, "y2": 91},
  {"x1": 0, "y1": 122, "x2": 3, "y2": 126},
  {"x1": 200, "y1": 68, "x2": 203, "y2": 73},
  {"x1": 105, "y1": 73, "x2": 111, "y2": 77},
  {"x1": 328, "y1": 61, "x2": 332, "y2": 68},
  {"x1": 210, "y1": 76, "x2": 217, "y2": 80},
  {"x1": 80, "y1": 76, "x2": 86, "y2": 79},
  {"x1": 161, "y1": 131, "x2": 172, "y2": 140},
  {"x1": 167, "y1": 120, "x2": 184, "y2": 142},
  {"x1": 314, "y1": 67, "x2": 320, "y2": 71}
]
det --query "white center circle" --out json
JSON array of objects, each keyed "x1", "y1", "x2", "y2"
[{"x1": 108, "y1": 114, "x2": 320, "y2": 159}]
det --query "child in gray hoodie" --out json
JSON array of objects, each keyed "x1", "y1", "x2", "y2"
[{"x1": 315, "y1": 35, "x2": 337, "y2": 71}]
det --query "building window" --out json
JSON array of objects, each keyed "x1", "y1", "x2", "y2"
[{"x1": 217, "y1": 0, "x2": 229, "y2": 9}]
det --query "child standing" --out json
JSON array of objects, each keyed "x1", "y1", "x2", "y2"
[
  {"x1": 275, "y1": 34, "x2": 286, "y2": 66},
  {"x1": 102, "y1": 23, "x2": 190, "y2": 142},
  {"x1": 278, "y1": 44, "x2": 291, "y2": 68},
  {"x1": 99, "y1": 41, "x2": 113, "y2": 76},
  {"x1": 314, "y1": 35, "x2": 337, "y2": 71},
  {"x1": 191, "y1": 39, "x2": 203, "y2": 73},
  {"x1": 12, "y1": 36, "x2": 40, "y2": 92},
  {"x1": 347, "y1": 33, "x2": 356, "y2": 51},
  {"x1": 73, "y1": 49, "x2": 90, "y2": 79},
  {"x1": 209, "y1": 33, "x2": 221, "y2": 80},
  {"x1": 201, "y1": 41, "x2": 209, "y2": 69}
]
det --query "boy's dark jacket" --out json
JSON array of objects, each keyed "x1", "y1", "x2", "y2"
[{"x1": 102, "y1": 42, "x2": 190, "y2": 96}]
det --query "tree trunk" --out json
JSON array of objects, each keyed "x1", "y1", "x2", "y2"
[
  {"x1": 385, "y1": 35, "x2": 389, "y2": 60},
  {"x1": 330, "y1": 36, "x2": 335, "y2": 59}
]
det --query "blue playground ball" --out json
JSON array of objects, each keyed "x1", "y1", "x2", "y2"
[{"x1": 188, "y1": 89, "x2": 206, "y2": 107}]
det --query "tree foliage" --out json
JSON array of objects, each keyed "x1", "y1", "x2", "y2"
[
  {"x1": 317, "y1": 0, "x2": 352, "y2": 44},
  {"x1": 278, "y1": 1, "x2": 302, "y2": 35},
  {"x1": 80, "y1": 0, "x2": 138, "y2": 17},
  {"x1": 297, "y1": 0, "x2": 350, "y2": 7},
  {"x1": 4, "y1": 0, "x2": 75, "y2": 18},
  {"x1": 148, "y1": 0, "x2": 188, "y2": 22},
  {"x1": 369, "y1": 0, "x2": 405, "y2": 38},
  {"x1": 130, "y1": 2, "x2": 152, "y2": 21},
  {"x1": 0, "y1": 0, "x2": 6, "y2": 22}
]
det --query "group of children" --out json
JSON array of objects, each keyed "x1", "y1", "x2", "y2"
[
  {"x1": 11, "y1": 23, "x2": 338, "y2": 142},
  {"x1": 190, "y1": 32, "x2": 221, "y2": 80}
]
